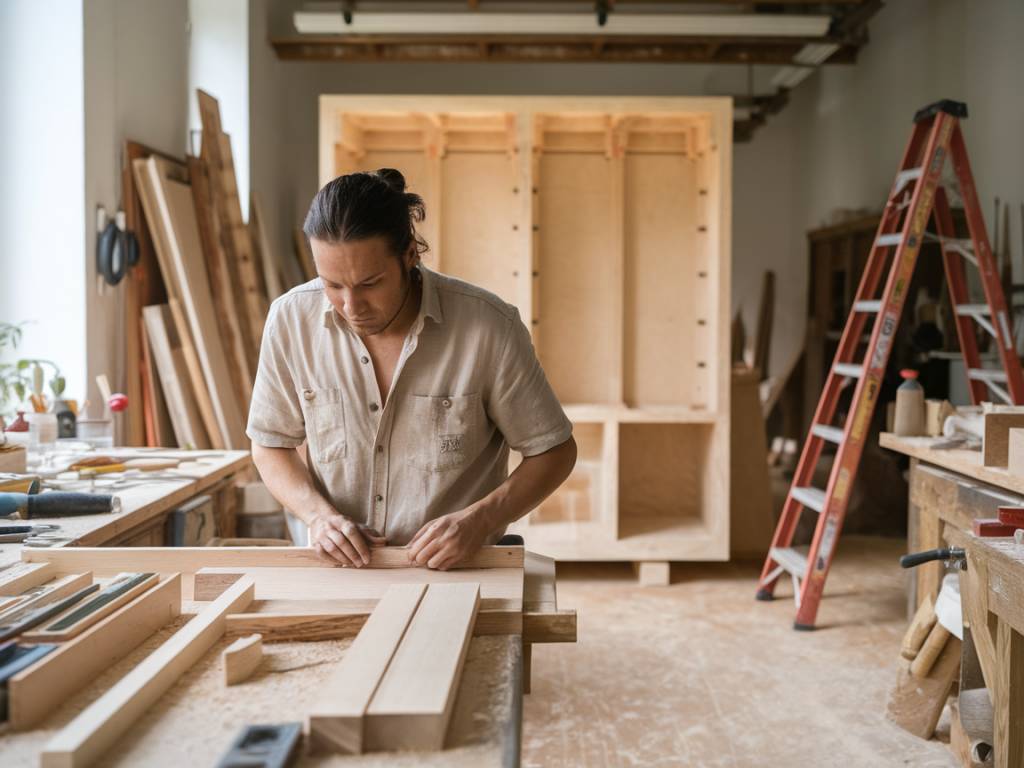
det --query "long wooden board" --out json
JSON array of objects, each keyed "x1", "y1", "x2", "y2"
[
  {"x1": 133, "y1": 158, "x2": 224, "y2": 449},
  {"x1": 308, "y1": 583, "x2": 426, "y2": 754},
  {"x1": 197, "y1": 90, "x2": 268, "y2": 363},
  {"x1": 23, "y1": 573, "x2": 159, "y2": 642},
  {"x1": 365, "y1": 583, "x2": 480, "y2": 752},
  {"x1": 41, "y1": 576, "x2": 254, "y2": 768},
  {"x1": 140, "y1": 156, "x2": 248, "y2": 448},
  {"x1": 142, "y1": 304, "x2": 211, "y2": 449},
  {"x1": 9, "y1": 575, "x2": 182, "y2": 730},
  {"x1": 24, "y1": 545, "x2": 524, "y2": 573},
  {"x1": 186, "y1": 154, "x2": 252, "y2": 408},
  {"x1": 0, "y1": 572, "x2": 92, "y2": 624},
  {"x1": 0, "y1": 562, "x2": 56, "y2": 595}
]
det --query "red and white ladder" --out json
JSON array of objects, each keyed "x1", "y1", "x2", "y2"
[{"x1": 756, "y1": 99, "x2": 1024, "y2": 630}]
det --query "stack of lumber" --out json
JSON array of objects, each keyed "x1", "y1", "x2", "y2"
[{"x1": 126, "y1": 90, "x2": 298, "y2": 449}]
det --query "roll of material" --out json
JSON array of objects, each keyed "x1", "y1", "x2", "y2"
[{"x1": 0, "y1": 492, "x2": 120, "y2": 519}]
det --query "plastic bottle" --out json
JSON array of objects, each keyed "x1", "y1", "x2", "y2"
[{"x1": 894, "y1": 369, "x2": 926, "y2": 436}]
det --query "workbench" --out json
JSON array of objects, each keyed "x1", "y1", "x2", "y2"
[
  {"x1": 0, "y1": 541, "x2": 570, "y2": 766},
  {"x1": 881, "y1": 432, "x2": 1023, "y2": 767},
  {"x1": 0, "y1": 449, "x2": 252, "y2": 570}
]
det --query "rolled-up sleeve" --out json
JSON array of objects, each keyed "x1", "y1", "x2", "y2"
[
  {"x1": 246, "y1": 302, "x2": 306, "y2": 448},
  {"x1": 487, "y1": 309, "x2": 573, "y2": 457}
]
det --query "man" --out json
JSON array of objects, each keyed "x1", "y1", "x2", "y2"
[{"x1": 248, "y1": 169, "x2": 577, "y2": 569}]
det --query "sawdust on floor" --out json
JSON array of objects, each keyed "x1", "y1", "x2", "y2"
[{"x1": 521, "y1": 535, "x2": 959, "y2": 768}]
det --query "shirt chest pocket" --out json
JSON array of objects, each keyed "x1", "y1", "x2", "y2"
[
  {"x1": 300, "y1": 387, "x2": 348, "y2": 464},
  {"x1": 409, "y1": 393, "x2": 481, "y2": 473}
]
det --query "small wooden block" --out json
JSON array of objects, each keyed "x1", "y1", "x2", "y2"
[
  {"x1": 223, "y1": 633, "x2": 262, "y2": 685},
  {"x1": 901, "y1": 595, "x2": 936, "y2": 661},
  {"x1": 887, "y1": 635, "x2": 962, "y2": 739},
  {"x1": 1008, "y1": 428, "x2": 1024, "y2": 478},
  {"x1": 972, "y1": 518, "x2": 1023, "y2": 537},
  {"x1": 635, "y1": 562, "x2": 671, "y2": 587},
  {"x1": 982, "y1": 413, "x2": 1024, "y2": 467},
  {"x1": 998, "y1": 506, "x2": 1024, "y2": 527}
]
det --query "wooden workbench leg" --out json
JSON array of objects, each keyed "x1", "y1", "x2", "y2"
[
  {"x1": 995, "y1": 619, "x2": 1024, "y2": 768},
  {"x1": 523, "y1": 642, "x2": 532, "y2": 695},
  {"x1": 212, "y1": 479, "x2": 238, "y2": 539},
  {"x1": 916, "y1": 503, "x2": 943, "y2": 607},
  {"x1": 635, "y1": 562, "x2": 671, "y2": 587}
]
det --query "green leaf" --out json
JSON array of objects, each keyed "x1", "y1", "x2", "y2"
[
  {"x1": 50, "y1": 376, "x2": 66, "y2": 397},
  {"x1": 16, "y1": 359, "x2": 29, "y2": 370}
]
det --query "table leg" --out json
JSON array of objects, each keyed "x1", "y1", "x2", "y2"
[{"x1": 995, "y1": 619, "x2": 1024, "y2": 768}]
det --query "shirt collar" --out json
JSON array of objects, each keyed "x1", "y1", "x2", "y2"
[{"x1": 320, "y1": 264, "x2": 445, "y2": 330}]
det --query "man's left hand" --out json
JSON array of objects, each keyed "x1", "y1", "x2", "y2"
[{"x1": 407, "y1": 505, "x2": 494, "y2": 570}]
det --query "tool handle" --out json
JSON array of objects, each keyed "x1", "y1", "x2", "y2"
[
  {"x1": 899, "y1": 547, "x2": 966, "y2": 569},
  {"x1": 24, "y1": 493, "x2": 120, "y2": 518}
]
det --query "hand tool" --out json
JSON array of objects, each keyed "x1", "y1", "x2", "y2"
[
  {"x1": 0, "y1": 492, "x2": 120, "y2": 519},
  {"x1": 0, "y1": 523, "x2": 60, "y2": 543},
  {"x1": 0, "y1": 642, "x2": 57, "y2": 721},
  {"x1": 0, "y1": 584, "x2": 99, "y2": 642},
  {"x1": 216, "y1": 722, "x2": 302, "y2": 768}
]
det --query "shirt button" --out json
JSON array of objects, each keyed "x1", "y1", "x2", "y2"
[
  {"x1": 303, "y1": 390, "x2": 315, "y2": 401},
  {"x1": 360, "y1": 356, "x2": 369, "y2": 364},
  {"x1": 370, "y1": 403, "x2": 380, "y2": 412},
  {"x1": 375, "y1": 494, "x2": 384, "y2": 502},
  {"x1": 377, "y1": 445, "x2": 384, "y2": 453},
  {"x1": 442, "y1": 398, "x2": 451, "y2": 408}
]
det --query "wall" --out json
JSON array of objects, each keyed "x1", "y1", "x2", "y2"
[
  {"x1": 0, "y1": 1, "x2": 87, "y2": 408},
  {"x1": 83, "y1": 0, "x2": 190, "y2": 422}
]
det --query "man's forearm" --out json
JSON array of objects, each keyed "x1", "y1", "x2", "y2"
[
  {"x1": 251, "y1": 444, "x2": 334, "y2": 527},
  {"x1": 477, "y1": 436, "x2": 578, "y2": 531}
]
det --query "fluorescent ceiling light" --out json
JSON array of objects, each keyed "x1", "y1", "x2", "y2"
[
  {"x1": 771, "y1": 66, "x2": 812, "y2": 89},
  {"x1": 294, "y1": 11, "x2": 832, "y2": 37},
  {"x1": 793, "y1": 42, "x2": 839, "y2": 66}
]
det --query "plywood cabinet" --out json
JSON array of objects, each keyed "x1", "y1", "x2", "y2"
[{"x1": 320, "y1": 96, "x2": 731, "y2": 561}]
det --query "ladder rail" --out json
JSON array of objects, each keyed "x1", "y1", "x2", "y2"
[
  {"x1": 933, "y1": 186, "x2": 989, "y2": 403},
  {"x1": 757, "y1": 122, "x2": 930, "y2": 595},
  {"x1": 792, "y1": 111, "x2": 958, "y2": 629},
  {"x1": 948, "y1": 123, "x2": 1024, "y2": 403}
]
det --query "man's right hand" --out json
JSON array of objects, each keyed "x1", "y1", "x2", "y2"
[{"x1": 310, "y1": 513, "x2": 386, "y2": 567}]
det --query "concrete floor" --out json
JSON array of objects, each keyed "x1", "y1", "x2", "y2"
[{"x1": 522, "y1": 536, "x2": 959, "y2": 768}]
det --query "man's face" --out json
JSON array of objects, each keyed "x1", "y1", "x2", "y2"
[{"x1": 311, "y1": 236, "x2": 412, "y2": 337}]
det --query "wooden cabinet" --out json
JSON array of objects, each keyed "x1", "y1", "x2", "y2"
[{"x1": 320, "y1": 96, "x2": 732, "y2": 561}]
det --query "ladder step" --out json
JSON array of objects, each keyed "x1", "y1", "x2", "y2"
[
  {"x1": 811, "y1": 424, "x2": 845, "y2": 444},
  {"x1": 892, "y1": 167, "x2": 923, "y2": 195},
  {"x1": 833, "y1": 362, "x2": 864, "y2": 379},
  {"x1": 769, "y1": 546, "x2": 808, "y2": 580},
  {"x1": 968, "y1": 368, "x2": 1008, "y2": 382},
  {"x1": 955, "y1": 304, "x2": 990, "y2": 316},
  {"x1": 876, "y1": 233, "x2": 903, "y2": 247},
  {"x1": 853, "y1": 300, "x2": 882, "y2": 313},
  {"x1": 791, "y1": 486, "x2": 827, "y2": 513}
]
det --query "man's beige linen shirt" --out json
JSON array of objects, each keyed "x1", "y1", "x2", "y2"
[{"x1": 247, "y1": 266, "x2": 573, "y2": 545}]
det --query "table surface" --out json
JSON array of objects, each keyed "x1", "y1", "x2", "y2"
[
  {"x1": 879, "y1": 432, "x2": 1024, "y2": 496},
  {"x1": 0, "y1": 448, "x2": 251, "y2": 569}
]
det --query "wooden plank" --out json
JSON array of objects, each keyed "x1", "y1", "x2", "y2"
[
  {"x1": 364, "y1": 583, "x2": 480, "y2": 752},
  {"x1": 995, "y1": 620, "x2": 1024, "y2": 768},
  {"x1": 523, "y1": 551, "x2": 556, "y2": 612},
  {"x1": 225, "y1": 607, "x2": 523, "y2": 643},
  {"x1": 522, "y1": 610, "x2": 577, "y2": 644},
  {"x1": 133, "y1": 158, "x2": 224, "y2": 449},
  {"x1": 23, "y1": 573, "x2": 159, "y2": 642},
  {"x1": 142, "y1": 304, "x2": 211, "y2": 449},
  {"x1": 0, "y1": 562, "x2": 56, "y2": 595},
  {"x1": 197, "y1": 90, "x2": 268, "y2": 360},
  {"x1": 886, "y1": 635, "x2": 962, "y2": 739},
  {"x1": 984, "y1": 413, "x2": 1024, "y2": 467},
  {"x1": 307, "y1": 583, "x2": 426, "y2": 754},
  {"x1": 222, "y1": 633, "x2": 262, "y2": 685},
  {"x1": 251, "y1": 192, "x2": 285, "y2": 301},
  {"x1": 138, "y1": 316, "x2": 173, "y2": 447},
  {"x1": 186, "y1": 154, "x2": 253, "y2": 408},
  {"x1": 142, "y1": 156, "x2": 248, "y2": 449},
  {"x1": 194, "y1": 566, "x2": 522, "y2": 608},
  {"x1": 41, "y1": 576, "x2": 253, "y2": 768},
  {"x1": 25, "y1": 545, "x2": 524, "y2": 573},
  {"x1": 9, "y1": 575, "x2": 181, "y2": 730}
]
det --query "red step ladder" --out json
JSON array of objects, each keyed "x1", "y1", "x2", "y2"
[{"x1": 756, "y1": 100, "x2": 1024, "y2": 630}]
